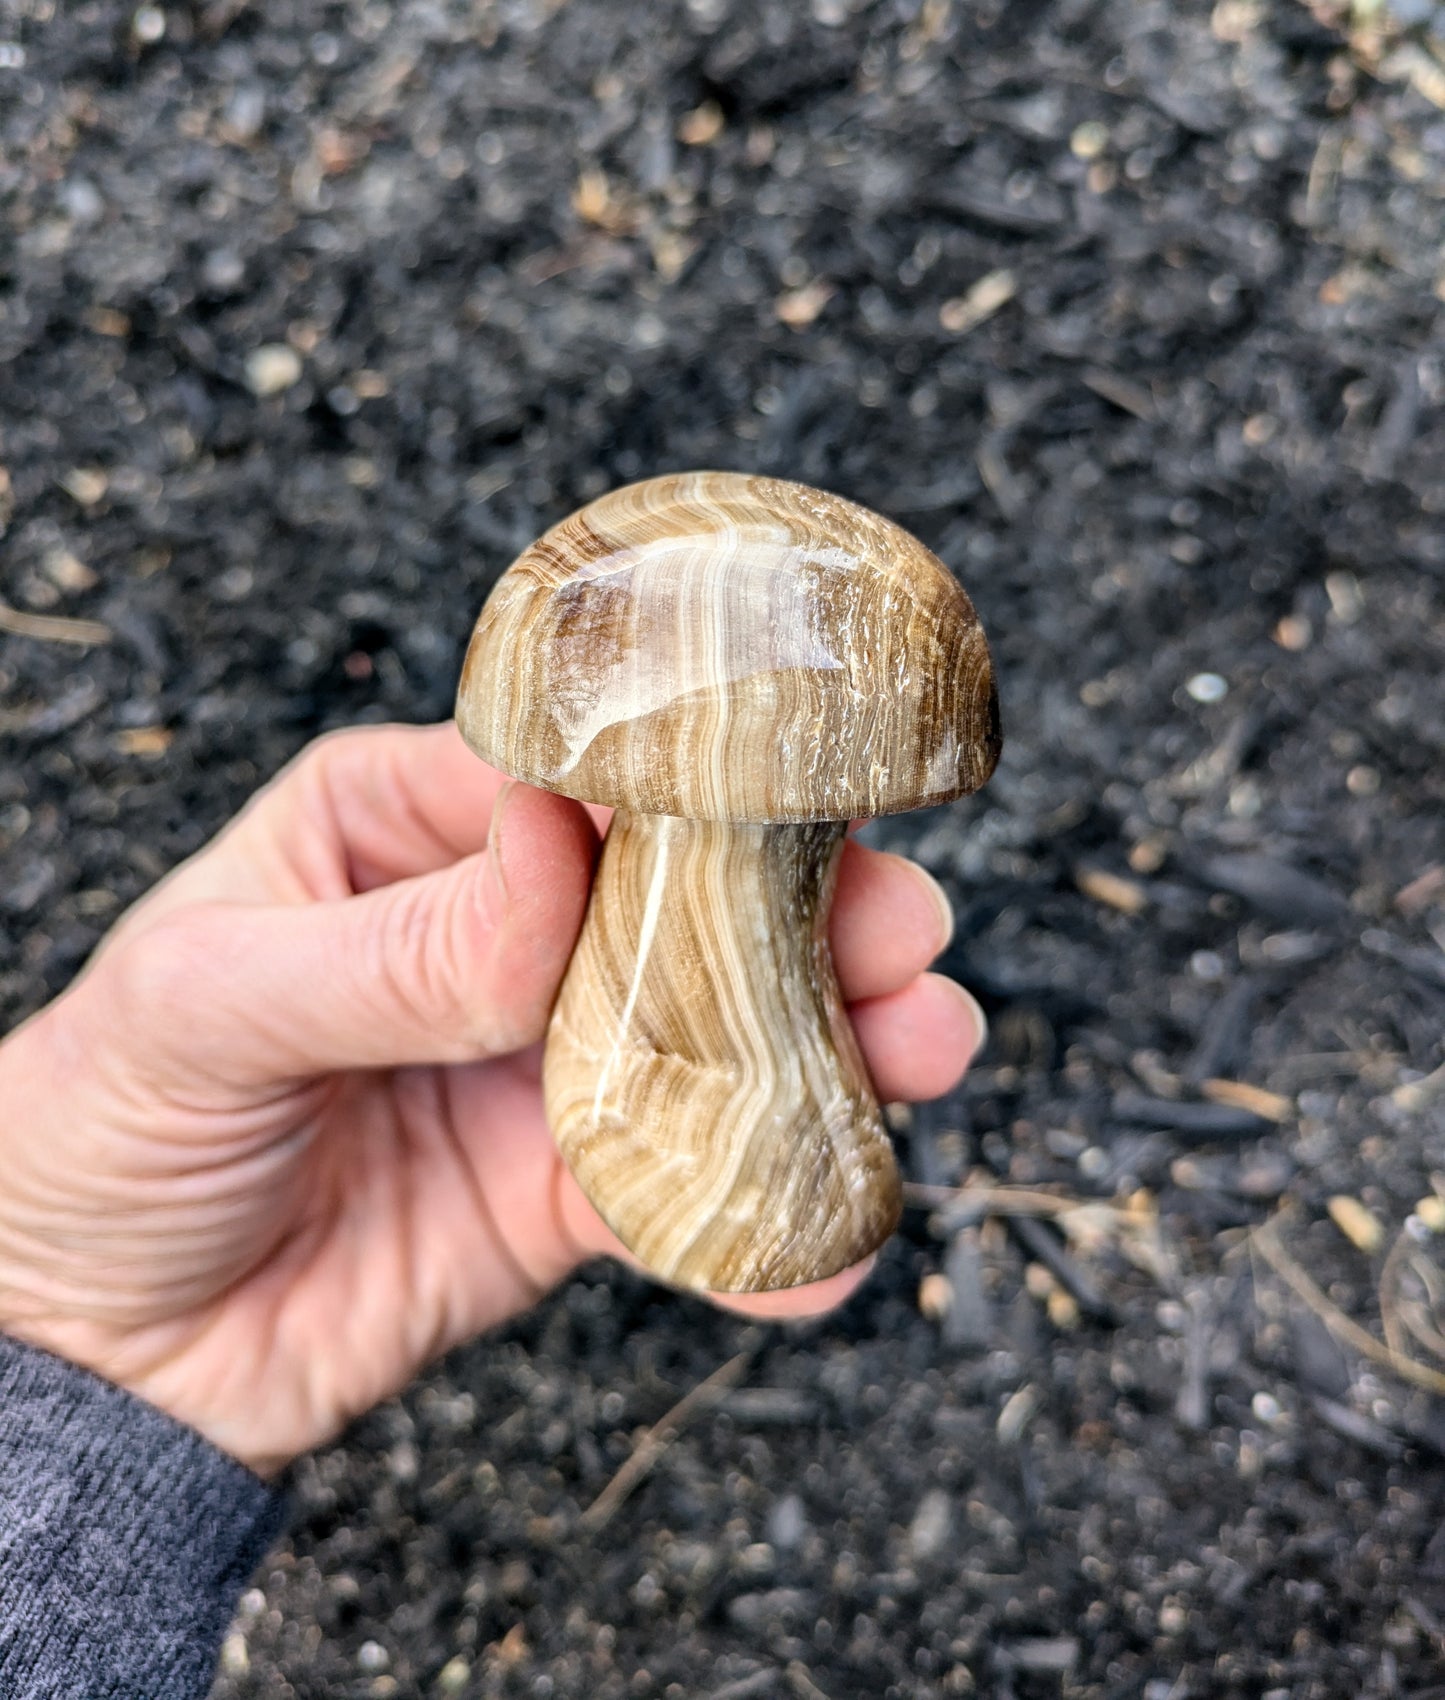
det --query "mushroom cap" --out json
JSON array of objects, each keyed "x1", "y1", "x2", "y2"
[{"x1": 456, "y1": 471, "x2": 1000, "y2": 823}]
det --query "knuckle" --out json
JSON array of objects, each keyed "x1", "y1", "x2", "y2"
[{"x1": 105, "y1": 905, "x2": 226, "y2": 1025}]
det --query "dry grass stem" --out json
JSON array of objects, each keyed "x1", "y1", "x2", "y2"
[
  {"x1": 0, "y1": 600, "x2": 112, "y2": 646},
  {"x1": 582, "y1": 1349, "x2": 753, "y2": 1532},
  {"x1": 1252, "y1": 1213, "x2": 1445, "y2": 1397}
]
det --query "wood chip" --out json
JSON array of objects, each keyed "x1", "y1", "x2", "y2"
[
  {"x1": 677, "y1": 100, "x2": 724, "y2": 145},
  {"x1": 1392, "y1": 1059, "x2": 1445, "y2": 1113},
  {"x1": 1076, "y1": 865, "x2": 1148, "y2": 914},
  {"x1": 649, "y1": 230, "x2": 696, "y2": 283},
  {"x1": 1395, "y1": 864, "x2": 1445, "y2": 916},
  {"x1": 775, "y1": 279, "x2": 835, "y2": 328},
  {"x1": 84, "y1": 306, "x2": 131, "y2": 337},
  {"x1": 1381, "y1": 43, "x2": 1445, "y2": 112},
  {"x1": 59, "y1": 467, "x2": 109, "y2": 506},
  {"x1": 488, "y1": 1622, "x2": 529, "y2": 1666},
  {"x1": 1081, "y1": 368, "x2": 1156, "y2": 420},
  {"x1": 1327, "y1": 1194, "x2": 1385, "y2": 1255},
  {"x1": 918, "y1": 1271, "x2": 952, "y2": 1320},
  {"x1": 1200, "y1": 1078, "x2": 1293, "y2": 1123},
  {"x1": 1272, "y1": 613, "x2": 1312, "y2": 651},
  {"x1": 996, "y1": 1383, "x2": 1039, "y2": 1444},
  {"x1": 114, "y1": 725, "x2": 174, "y2": 757},
  {"x1": 571, "y1": 169, "x2": 639, "y2": 235},
  {"x1": 939, "y1": 267, "x2": 1016, "y2": 334},
  {"x1": 0, "y1": 600, "x2": 112, "y2": 646},
  {"x1": 1416, "y1": 1197, "x2": 1445, "y2": 1234},
  {"x1": 44, "y1": 547, "x2": 98, "y2": 592},
  {"x1": 1046, "y1": 1287, "x2": 1081, "y2": 1329}
]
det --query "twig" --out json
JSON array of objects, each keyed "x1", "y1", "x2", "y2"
[
  {"x1": 0, "y1": 600, "x2": 112, "y2": 647},
  {"x1": 1396, "y1": 1298, "x2": 1445, "y2": 1365},
  {"x1": 582, "y1": 1348, "x2": 753, "y2": 1531},
  {"x1": 1379, "y1": 1227, "x2": 1413, "y2": 1361},
  {"x1": 1252, "y1": 1213, "x2": 1445, "y2": 1396},
  {"x1": 1385, "y1": 1240, "x2": 1445, "y2": 1363},
  {"x1": 706, "y1": 1672, "x2": 777, "y2": 1700},
  {"x1": 903, "y1": 1181, "x2": 1095, "y2": 1223},
  {"x1": 786, "y1": 1662, "x2": 834, "y2": 1700}
]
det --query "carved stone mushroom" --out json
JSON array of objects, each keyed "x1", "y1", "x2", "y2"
[{"x1": 456, "y1": 471, "x2": 1000, "y2": 1292}]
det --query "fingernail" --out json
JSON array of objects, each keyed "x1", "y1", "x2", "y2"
[
  {"x1": 906, "y1": 860, "x2": 955, "y2": 956},
  {"x1": 944, "y1": 977, "x2": 989, "y2": 1062},
  {"x1": 481, "y1": 781, "x2": 516, "y2": 920}
]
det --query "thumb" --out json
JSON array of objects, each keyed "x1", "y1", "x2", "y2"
[{"x1": 113, "y1": 784, "x2": 600, "y2": 1085}]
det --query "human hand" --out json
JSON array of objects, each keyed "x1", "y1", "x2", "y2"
[{"x1": 0, "y1": 723, "x2": 984, "y2": 1476}]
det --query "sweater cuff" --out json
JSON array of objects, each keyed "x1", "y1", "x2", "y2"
[{"x1": 0, "y1": 1332, "x2": 288, "y2": 1700}]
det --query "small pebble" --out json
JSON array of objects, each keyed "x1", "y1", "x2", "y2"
[
  {"x1": 908, "y1": 1487, "x2": 953, "y2": 1561},
  {"x1": 1185, "y1": 671, "x2": 1228, "y2": 703},
  {"x1": 223, "y1": 85, "x2": 266, "y2": 142},
  {"x1": 357, "y1": 1640, "x2": 389, "y2": 1673},
  {"x1": 766, "y1": 1492, "x2": 808, "y2": 1552},
  {"x1": 438, "y1": 1657, "x2": 471, "y2": 1694},
  {"x1": 215, "y1": 565, "x2": 254, "y2": 602},
  {"x1": 132, "y1": 5, "x2": 165, "y2": 42},
  {"x1": 1070, "y1": 121, "x2": 1109, "y2": 159},
  {"x1": 1251, "y1": 1391, "x2": 1282, "y2": 1424},
  {"x1": 1325, "y1": 571, "x2": 1363, "y2": 624},
  {"x1": 204, "y1": 249, "x2": 245, "y2": 292},
  {"x1": 1190, "y1": 950, "x2": 1226, "y2": 981},
  {"x1": 219, "y1": 1633, "x2": 249, "y2": 1676},
  {"x1": 1158, "y1": 1601, "x2": 1189, "y2": 1636},
  {"x1": 245, "y1": 344, "x2": 303, "y2": 397}
]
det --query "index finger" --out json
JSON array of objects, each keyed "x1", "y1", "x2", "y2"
[{"x1": 105, "y1": 722, "x2": 518, "y2": 946}]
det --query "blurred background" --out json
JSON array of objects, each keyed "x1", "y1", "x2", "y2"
[{"x1": 3, "y1": 1, "x2": 1445, "y2": 1696}]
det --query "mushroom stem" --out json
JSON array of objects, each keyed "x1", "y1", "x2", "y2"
[{"x1": 544, "y1": 810, "x2": 903, "y2": 1292}]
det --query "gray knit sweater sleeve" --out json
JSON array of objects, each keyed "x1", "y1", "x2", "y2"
[{"x1": 0, "y1": 1332, "x2": 287, "y2": 1699}]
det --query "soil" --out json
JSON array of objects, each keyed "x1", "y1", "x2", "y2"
[{"x1": 4, "y1": 1, "x2": 1445, "y2": 1696}]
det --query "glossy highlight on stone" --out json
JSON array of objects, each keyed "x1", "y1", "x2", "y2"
[
  {"x1": 456, "y1": 472, "x2": 1000, "y2": 1292},
  {"x1": 457, "y1": 471, "x2": 999, "y2": 824}
]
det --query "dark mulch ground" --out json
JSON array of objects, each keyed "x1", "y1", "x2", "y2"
[{"x1": 5, "y1": 0, "x2": 1445, "y2": 1695}]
